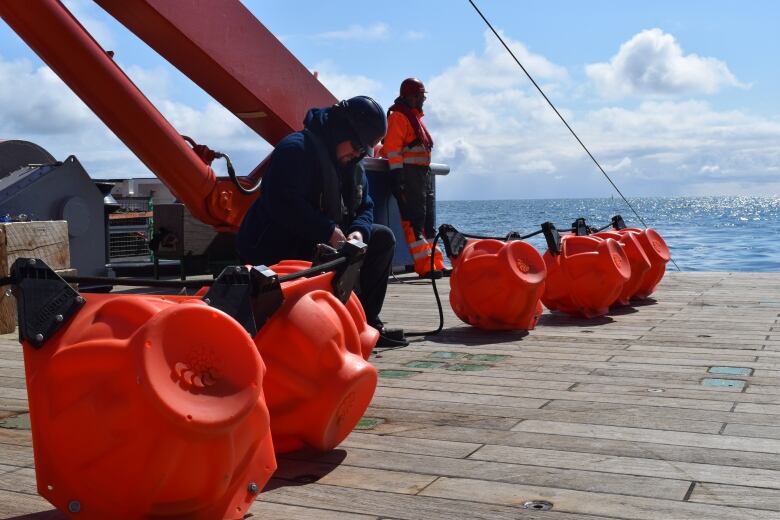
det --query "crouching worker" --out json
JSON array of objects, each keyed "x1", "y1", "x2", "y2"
[{"x1": 236, "y1": 96, "x2": 408, "y2": 347}]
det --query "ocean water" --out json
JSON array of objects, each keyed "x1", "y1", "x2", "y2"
[{"x1": 436, "y1": 197, "x2": 780, "y2": 272}]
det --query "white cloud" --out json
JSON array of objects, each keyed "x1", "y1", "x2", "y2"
[
  {"x1": 404, "y1": 31, "x2": 425, "y2": 41},
  {"x1": 605, "y1": 157, "x2": 632, "y2": 172},
  {"x1": 0, "y1": 54, "x2": 269, "y2": 179},
  {"x1": 586, "y1": 28, "x2": 747, "y2": 98},
  {"x1": 313, "y1": 23, "x2": 389, "y2": 42},
  {"x1": 312, "y1": 61, "x2": 382, "y2": 100},
  {"x1": 420, "y1": 31, "x2": 780, "y2": 200}
]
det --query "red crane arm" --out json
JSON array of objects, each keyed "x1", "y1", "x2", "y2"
[
  {"x1": 95, "y1": 0, "x2": 338, "y2": 146},
  {"x1": 0, "y1": 0, "x2": 338, "y2": 232}
]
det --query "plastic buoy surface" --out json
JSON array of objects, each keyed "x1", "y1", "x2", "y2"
[
  {"x1": 449, "y1": 239, "x2": 546, "y2": 330},
  {"x1": 256, "y1": 260, "x2": 378, "y2": 453},
  {"x1": 542, "y1": 235, "x2": 631, "y2": 318},
  {"x1": 23, "y1": 294, "x2": 276, "y2": 519},
  {"x1": 618, "y1": 228, "x2": 670, "y2": 299},
  {"x1": 594, "y1": 231, "x2": 651, "y2": 305}
]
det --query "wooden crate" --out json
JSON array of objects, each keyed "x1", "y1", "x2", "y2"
[{"x1": 0, "y1": 221, "x2": 71, "y2": 334}]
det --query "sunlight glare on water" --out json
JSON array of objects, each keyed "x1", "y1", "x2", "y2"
[{"x1": 436, "y1": 196, "x2": 780, "y2": 271}]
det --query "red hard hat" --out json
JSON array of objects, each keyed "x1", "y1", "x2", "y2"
[{"x1": 400, "y1": 78, "x2": 426, "y2": 97}]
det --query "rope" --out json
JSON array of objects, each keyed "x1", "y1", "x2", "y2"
[{"x1": 467, "y1": 0, "x2": 681, "y2": 272}]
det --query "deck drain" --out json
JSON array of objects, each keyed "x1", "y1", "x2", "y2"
[
  {"x1": 522, "y1": 500, "x2": 553, "y2": 511},
  {"x1": 708, "y1": 366, "x2": 753, "y2": 376},
  {"x1": 702, "y1": 378, "x2": 745, "y2": 390},
  {"x1": 646, "y1": 388, "x2": 665, "y2": 393}
]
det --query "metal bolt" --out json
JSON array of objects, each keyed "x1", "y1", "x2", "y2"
[
  {"x1": 76, "y1": 296, "x2": 85, "y2": 304},
  {"x1": 68, "y1": 500, "x2": 81, "y2": 513},
  {"x1": 203, "y1": 298, "x2": 211, "y2": 305},
  {"x1": 247, "y1": 482, "x2": 259, "y2": 494},
  {"x1": 34, "y1": 333, "x2": 44, "y2": 343},
  {"x1": 4, "y1": 289, "x2": 11, "y2": 298},
  {"x1": 55, "y1": 314, "x2": 64, "y2": 322},
  {"x1": 28, "y1": 258, "x2": 36, "y2": 265},
  {"x1": 522, "y1": 500, "x2": 553, "y2": 511}
]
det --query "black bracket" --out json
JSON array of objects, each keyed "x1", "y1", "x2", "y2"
[
  {"x1": 202, "y1": 265, "x2": 284, "y2": 336},
  {"x1": 541, "y1": 222, "x2": 562, "y2": 256},
  {"x1": 330, "y1": 239, "x2": 367, "y2": 304},
  {"x1": 249, "y1": 265, "x2": 285, "y2": 331},
  {"x1": 11, "y1": 258, "x2": 84, "y2": 348},
  {"x1": 438, "y1": 224, "x2": 468, "y2": 259},
  {"x1": 572, "y1": 217, "x2": 590, "y2": 236},
  {"x1": 611, "y1": 214, "x2": 627, "y2": 230},
  {"x1": 505, "y1": 231, "x2": 522, "y2": 241}
]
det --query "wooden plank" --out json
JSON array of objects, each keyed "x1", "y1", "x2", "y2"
[
  {"x1": 510, "y1": 420, "x2": 780, "y2": 453},
  {"x1": 272, "y1": 460, "x2": 437, "y2": 495},
  {"x1": 248, "y1": 500, "x2": 376, "y2": 519},
  {"x1": 0, "y1": 221, "x2": 71, "y2": 334},
  {"x1": 367, "y1": 398, "x2": 725, "y2": 434},
  {"x1": 259, "y1": 482, "x2": 614, "y2": 520},
  {"x1": 420, "y1": 476, "x2": 780, "y2": 520},
  {"x1": 377, "y1": 379, "x2": 735, "y2": 411},
  {"x1": 279, "y1": 446, "x2": 691, "y2": 500},
  {"x1": 469, "y1": 444, "x2": 780, "y2": 489},
  {"x1": 387, "y1": 426, "x2": 780, "y2": 471},
  {"x1": 0, "y1": 488, "x2": 57, "y2": 518},
  {"x1": 689, "y1": 482, "x2": 780, "y2": 511},
  {"x1": 722, "y1": 423, "x2": 780, "y2": 440},
  {"x1": 340, "y1": 432, "x2": 481, "y2": 459}
]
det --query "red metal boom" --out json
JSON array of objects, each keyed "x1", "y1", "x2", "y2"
[{"x1": 0, "y1": 0, "x2": 338, "y2": 231}]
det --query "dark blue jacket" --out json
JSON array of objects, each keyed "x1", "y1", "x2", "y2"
[{"x1": 236, "y1": 107, "x2": 374, "y2": 266}]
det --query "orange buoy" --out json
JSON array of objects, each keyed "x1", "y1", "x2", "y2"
[
  {"x1": 20, "y1": 292, "x2": 276, "y2": 520},
  {"x1": 617, "y1": 227, "x2": 670, "y2": 299},
  {"x1": 542, "y1": 234, "x2": 631, "y2": 317},
  {"x1": 593, "y1": 230, "x2": 651, "y2": 305},
  {"x1": 448, "y1": 238, "x2": 546, "y2": 330},
  {"x1": 256, "y1": 260, "x2": 379, "y2": 453}
]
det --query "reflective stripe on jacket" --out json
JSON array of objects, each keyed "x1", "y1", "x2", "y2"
[{"x1": 381, "y1": 111, "x2": 432, "y2": 171}]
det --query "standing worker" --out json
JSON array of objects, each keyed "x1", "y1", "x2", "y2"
[
  {"x1": 380, "y1": 78, "x2": 445, "y2": 278},
  {"x1": 236, "y1": 95, "x2": 407, "y2": 347}
]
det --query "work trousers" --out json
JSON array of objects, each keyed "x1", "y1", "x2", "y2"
[
  {"x1": 395, "y1": 165, "x2": 434, "y2": 238},
  {"x1": 356, "y1": 224, "x2": 395, "y2": 329}
]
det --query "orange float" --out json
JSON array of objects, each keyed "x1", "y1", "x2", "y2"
[
  {"x1": 616, "y1": 227, "x2": 670, "y2": 299},
  {"x1": 255, "y1": 258, "x2": 379, "y2": 454},
  {"x1": 542, "y1": 233, "x2": 631, "y2": 317},
  {"x1": 593, "y1": 230, "x2": 651, "y2": 305},
  {"x1": 447, "y1": 238, "x2": 546, "y2": 330},
  {"x1": 13, "y1": 260, "x2": 276, "y2": 520}
]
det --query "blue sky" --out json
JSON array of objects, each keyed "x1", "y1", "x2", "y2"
[{"x1": 1, "y1": 1, "x2": 779, "y2": 200}]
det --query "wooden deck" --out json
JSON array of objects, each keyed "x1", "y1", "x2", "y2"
[{"x1": 2, "y1": 272, "x2": 780, "y2": 519}]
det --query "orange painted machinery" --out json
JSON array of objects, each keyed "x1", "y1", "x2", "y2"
[
  {"x1": 9, "y1": 240, "x2": 375, "y2": 518},
  {"x1": 615, "y1": 225, "x2": 671, "y2": 299},
  {"x1": 254, "y1": 246, "x2": 379, "y2": 453},
  {"x1": 592, "y1": 229, "x2": 651, "y2": 305},
  {"x1": 440, "y1": 225, "x2": 547, "y2": 330},
  {"x1": 12, "y1": 260, "x2": 276, "y2": 520},
  {"x1": 542, "y1": 219, "x2": 631, "y2": 318}
]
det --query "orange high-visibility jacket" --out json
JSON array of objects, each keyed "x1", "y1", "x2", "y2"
[{"x1": 381, "y1": 110, "x2": 432, "y2": 171}]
